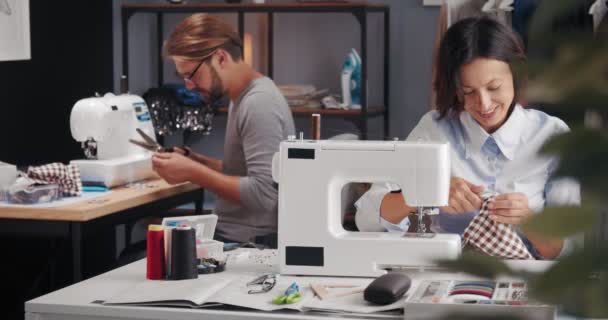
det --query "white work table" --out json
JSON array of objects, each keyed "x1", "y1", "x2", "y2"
[
  {"x1": 26, "y1": 249, "x2": 401, "y2": 320},
  {"x1": 25, "y1": 249, "x2": 580, "y2": 320}
]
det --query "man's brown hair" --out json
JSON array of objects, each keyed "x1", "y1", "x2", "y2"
[{"x1": 164, "y1": 14, "x2": 243, "y2": 62}]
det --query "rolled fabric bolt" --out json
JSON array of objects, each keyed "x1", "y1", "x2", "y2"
[
  {"x1": 146, "y1": 225, "x2": 166, "y2": 280},
  {"x1": 311, "y1": 113, "x2": 321, "y2": 140},
  {"x1": 169, "y1": 226, "x2": 198, "y2": 280}
]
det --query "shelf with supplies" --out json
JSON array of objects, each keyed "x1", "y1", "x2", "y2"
[
  {"x1": 216, "y1": 105, "x2": 386, "y2": 117},
  {"x1": 121, "y1": 1, "x2": 390, "y2": 139}
]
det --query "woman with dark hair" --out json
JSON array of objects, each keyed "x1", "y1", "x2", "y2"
[{"x1": 355, "y1": 17, "x2": 580, "y2": 259}]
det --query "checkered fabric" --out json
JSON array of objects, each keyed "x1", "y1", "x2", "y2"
[
  {"x1": 27, "y1": 163, "x2": 82, "y2": 196},
  {"x1": 462, "y1": 194, "x2": 534, "y2": 260}
]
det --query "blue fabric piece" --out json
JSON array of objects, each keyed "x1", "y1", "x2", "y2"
[
  {"x1": 163, "y1": 83, "x2": 204, "y2": 107},
  {"x1": 163, "y1": 83, "x2": 230, "y2": 109}
]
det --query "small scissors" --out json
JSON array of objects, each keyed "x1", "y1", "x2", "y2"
[{"x1": 129, "y1": 128, "x2": 175, "y2": 153}]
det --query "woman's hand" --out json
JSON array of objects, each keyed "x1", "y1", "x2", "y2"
[
  {"x1": 441, "y1": 177, "x2": 485, "y2": 214},
  {"x1": 487, "y1": 192, "x2": 532, "y2": 225},
  {"x1": 151, "y1": 152, "x2": 198, "y2": 184}
]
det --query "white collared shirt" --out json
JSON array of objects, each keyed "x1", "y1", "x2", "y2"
[{"x1": 354, "y1": 105, "x2": 580, "y2": 256}]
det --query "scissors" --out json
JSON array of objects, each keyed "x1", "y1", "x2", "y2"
[{"x1": 129, "y1": 128, "x2": 175, "y2": 153}]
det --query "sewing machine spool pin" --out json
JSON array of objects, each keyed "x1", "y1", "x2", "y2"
[{"x1": 311, "y1": 114, "x2": 321, "y2": 140}]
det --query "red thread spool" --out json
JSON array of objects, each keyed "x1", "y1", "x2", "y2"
[{"x1": 146, "y1": 224, "x2": 166, "y2": 280}]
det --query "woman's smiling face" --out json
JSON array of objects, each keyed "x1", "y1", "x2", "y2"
[{"x1": 459, "y1": 58, "x2": 515, "y2": 133}]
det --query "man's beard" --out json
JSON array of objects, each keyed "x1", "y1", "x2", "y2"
[{"x1": 207, "y1": 64, "x2": 225, "y2": 106}]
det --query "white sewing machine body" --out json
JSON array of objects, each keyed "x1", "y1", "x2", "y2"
[
  {"x1": 0, "y1": 161, "x2": 17, "y2": 190},
  {"x1": 70, "y1": 93, "x2": 157, "y2": 187},
  {"x1": 272, "y1": 139, "x2": 461, "y2": 277}
]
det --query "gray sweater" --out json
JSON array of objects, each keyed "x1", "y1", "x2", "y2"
[{"x1": 214, "y1": 77, "x2": 295, "y2": 243}]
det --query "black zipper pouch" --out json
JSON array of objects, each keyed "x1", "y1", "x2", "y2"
[{"x1": 363, "y1": 273, "x2": 412, "y2": 305}]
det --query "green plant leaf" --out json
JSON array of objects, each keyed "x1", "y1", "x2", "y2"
[
  {"x1": 541, "y1": 128, "x2": 608, "y2": 191},
  {"x1": 522, "y1": 205, "x2": 595, "y2": 238},
  {"x1": 437, "y1": 252, "x2": 513, "y2": 279},
  {"x1": 525, "y1": 32, "x2": 608, "y2": 117},
  {"x1": 528, "y1": 247, "x2": 608, "y2": 317},
  {"x1": 537, "y1": 275, "x2": 608, "y2": 318},
  {"x1": 529, "y1": 250, "x2": 594, "y2": 300},
  {"x1": 528, "y1": 0, "x2": 585, "y2": 46}
]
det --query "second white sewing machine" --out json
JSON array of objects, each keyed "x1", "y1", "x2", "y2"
[
  {"x1": 272, "y1": 138, "x2": 461, "y2": 277},
  {"x1": 69, "y1": 93, "x2": 157, "y2": 188}
]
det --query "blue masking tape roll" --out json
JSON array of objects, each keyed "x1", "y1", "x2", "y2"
[{"x1": 82, "y1": 186, "x2": 109, "y2": 192}]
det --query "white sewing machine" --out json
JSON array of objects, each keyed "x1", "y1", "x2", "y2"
[
  {"x1": 69, "y1": 93, "x2": 157, "y2": 188},
  {"x1": 272, "y1": 138, "x2": 461, "y2": 277},
  {"x1": 0, "y1": 161, "x2": 17, "y2": 191}
]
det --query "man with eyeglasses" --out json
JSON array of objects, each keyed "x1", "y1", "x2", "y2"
[{"x1": 152, "y1": 14, "x2": 295, "y2": 248}]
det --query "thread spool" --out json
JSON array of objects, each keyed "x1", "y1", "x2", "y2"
[
  {"x1": 169, "y1": 226, "x2": 198, "y2": 280},
  {"x1": 311, "y1": 113, "x2": 321, "y2": 140},
  {"x1": 163, "y1": 223, "x2": 177, "y2": 279},
  {"x1": 146, "y1": 225, "x2": 166, "y2": 280}
]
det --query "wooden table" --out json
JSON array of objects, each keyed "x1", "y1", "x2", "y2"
[{"x1": 0, "y1": 179, "x2": 204, "y2": 282}]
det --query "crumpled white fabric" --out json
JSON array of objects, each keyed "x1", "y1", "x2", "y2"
[
  {"x1": 589, "y1": 0, "x2": 608, "y2": 32},
  {"x1": 481, "y1": 0, "x2": 514, "y2": 13},
  {"x1": 445, "y1": 0, "x2": 513, "y2": 27}
]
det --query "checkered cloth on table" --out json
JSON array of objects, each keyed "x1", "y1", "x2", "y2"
[
  {"x1": 27, "y1": 163, "x2": 82, "y2": 196},
  {"x1": 462, "y1": 194, "x2": 534, "y2": 260}
]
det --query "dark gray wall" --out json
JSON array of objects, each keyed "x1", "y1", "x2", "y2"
[
  {"x1": 112, "y1": 0, "x2": 440, "y2": 205},
  {"x1": 113, "y1": 0, "x2": 440, "y2": 138}
]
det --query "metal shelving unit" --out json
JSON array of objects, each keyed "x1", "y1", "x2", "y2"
[{"x1": 121, "y1": 2, "x2": 390, "y2": 139}]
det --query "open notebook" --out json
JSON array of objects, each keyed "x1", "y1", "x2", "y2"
[{"x1": 102, "y1": 273, "x2": 405, "y2": 314}]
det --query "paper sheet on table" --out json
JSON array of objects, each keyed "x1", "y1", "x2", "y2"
[{"x1": 104, "y1": 273, "x2": 236, "y2": 307}]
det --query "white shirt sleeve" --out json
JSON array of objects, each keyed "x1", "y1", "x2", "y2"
[
  {"x1": 354, "y1": 182, "x2": 409, "y2": 232},
  {"x1": 545, "y1": 176, "x2": 581, "y2": 207}
]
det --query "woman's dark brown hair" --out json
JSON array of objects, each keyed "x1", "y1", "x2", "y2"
[{"x1": 434, "y1": 17, "x2": 526, "y2": 119}]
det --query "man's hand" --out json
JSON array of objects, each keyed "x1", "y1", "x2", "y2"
[
  {"x1": 441, "y1": 177, "x2": 485, "y2": 214},
  {"x1": 487, "y1": 192, "x2": 532, "y2": 225},
  {"x1": 152, "y1": 152, "x2": 199, "y2": 184},
  {"x1": 171, "y1": 146, "x2": 192, "y2": 157}
]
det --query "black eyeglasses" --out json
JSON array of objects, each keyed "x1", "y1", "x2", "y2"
[
  {"x1": 184, "y1": 60, "x2": 205, "y2": 84},
  {"x1": 183, "y1": 50, "x2": 216, "y2": 85}
]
